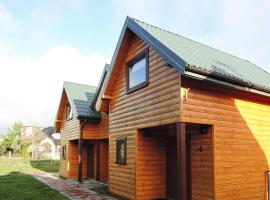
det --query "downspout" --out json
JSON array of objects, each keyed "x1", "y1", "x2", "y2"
[
  {"x1": 78, "y1": 118, "x2": 87, "y2": 183},
  {"x1": 96, "y1": 140, "x2": 100, "y2": 181},
  {"x1": 266, "y1": 171, "x2": 270, "y2": 200}
]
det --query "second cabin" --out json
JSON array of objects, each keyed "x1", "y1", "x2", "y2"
[{"x1": 55, "y1": 82, "x2": 109, "y2": 182}]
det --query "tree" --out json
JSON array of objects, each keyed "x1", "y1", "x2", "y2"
[{"x1": 0, "y1": 122, "x2": 22, "y2": 156}]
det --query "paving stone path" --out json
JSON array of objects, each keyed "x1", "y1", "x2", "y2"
[{"x1": 31, "y1": 172, "x2": 114, "y2": 200}]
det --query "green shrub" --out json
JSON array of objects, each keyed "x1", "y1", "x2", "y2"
[{"x1": 21, "y1": 144, "x2": 29, "y2": 158}]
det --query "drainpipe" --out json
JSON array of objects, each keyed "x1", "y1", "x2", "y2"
[
  {"x1": 266, "y1": 171, "x2": 270, "y2": 200},
  {"x1": 96, "y1": 140, "x2": 100, "y2": 181},
  {"x1": 78, "y1": 118, "x2": 87, "y2": 183}
]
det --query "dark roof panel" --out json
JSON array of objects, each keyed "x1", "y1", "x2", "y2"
[{"x1": 64, "y1": 82, "x2": 101, "y2": 120}]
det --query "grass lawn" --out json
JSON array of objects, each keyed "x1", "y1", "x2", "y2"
[
  {"x1": 0, "y1": 157, "x2": 67, "y2": 200},
  {"x1": 0, "y1": 157, "x2": 59, "y2": 175},
  {"x1": 0, "y1": 172, "x2": 69, "y2": 200}
]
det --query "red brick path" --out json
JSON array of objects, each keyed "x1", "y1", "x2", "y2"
[{"x1": 31, "y1": 172, "x2": 113, "y2": 200}]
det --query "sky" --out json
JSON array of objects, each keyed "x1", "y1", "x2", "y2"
[{"x1": 0, "y1": 0, "x2": 269, "y2": 134}]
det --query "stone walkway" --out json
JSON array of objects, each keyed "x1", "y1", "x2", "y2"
[{"x1": 31, "y1": 172, "x2": 114, "y2": 200}]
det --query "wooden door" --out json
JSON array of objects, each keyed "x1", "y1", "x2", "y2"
[{"x1": 87, "y1": 144, "x2": 94, "y2": 178}]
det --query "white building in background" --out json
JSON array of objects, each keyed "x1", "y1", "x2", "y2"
[{"x1": 21, "y1": 125, "x2": 60, "y2": 159}]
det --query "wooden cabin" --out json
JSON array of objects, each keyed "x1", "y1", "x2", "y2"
[
  {"x1": 94, "y1": 17, "x2": 270, "y2": 200},
  {"x1": 55, "y1": 81, "x2": 109, "y2": 182}
]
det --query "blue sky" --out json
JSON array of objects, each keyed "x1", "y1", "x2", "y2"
[{"x1": 0, "y1": 0, "x2": 269, "y2": 134}]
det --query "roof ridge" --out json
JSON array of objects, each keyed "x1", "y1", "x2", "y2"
[
  {"x1": 131, "y1": 17, "x2": 261, "y2": 68},
  {"x1": 64, "y1": 81, "x2": 97, "y2": 89}
]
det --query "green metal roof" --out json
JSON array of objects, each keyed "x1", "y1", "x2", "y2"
[
  {"x1": 131, "y1": 18, "x2": 270, "y2": 92},
  {"x1": 64, "y1": 82, "x2": 101, "y2": 120}
]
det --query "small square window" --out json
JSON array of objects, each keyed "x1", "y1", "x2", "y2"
[
  {"x1": 62, "y1": 145, "x2": 66, "y2": 160},
  {"x1": 126, "y1": 49, "x2": 149, "y2": 93},
  {"x1": 116, "y1": 136, "x2": 127, "y2": 165},
  {"x1": 66, "y1": 104, "x2": 73, "y2": 120}
]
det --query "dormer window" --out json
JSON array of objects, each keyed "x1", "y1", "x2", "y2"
[
  {"x1": 66, "y1": 104, "x2": 73, "y2": 120},
  {"x1": 126, "y1": 49, "x2": 149, "y2": 93}
]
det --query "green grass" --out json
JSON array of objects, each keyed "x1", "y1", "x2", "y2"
[
  {"x1": 30, "y1": 160, "x2": 59, "y2": 172},
  {"x1": 0, "y1": 157, "x2": 59, "y2": 175},
  {"x1": 0, "y1": 158, "x2": 66, "y2": 200},
  {"x1": 0, "y1": 172, "x2": 69, "y2": 200},
  {"x1": 90, "y1": 186, "x2": 124, "y2": 200}
]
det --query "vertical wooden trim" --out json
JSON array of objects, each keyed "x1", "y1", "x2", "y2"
[
  {"x1": 212, "y1": 125, "x2": 216, "y2": 200},
  {"x1": 179, "y1": 73, "x2": 183, "y2": 122},
  {"x1": 186, "y1": 133, "x2": 192, "y2": 200},
  {"x1": 176, "y1": 122, "x2": 187, "y2": 200},
  {"x1": 135, "y1": 130, "x2": 139, "y2": 199},
  {"x1": 78, "y1": 120, "x2": 86, "y2": 182},
  {"x1": 78, "y1": 137, "x2": 83, "y2": 182},
  {"x1": 87, "y1": 142, "x2": 90, "y2": 178},
  {"x1": 96, "y1": 140, "x2": 100, "y2": 181}
]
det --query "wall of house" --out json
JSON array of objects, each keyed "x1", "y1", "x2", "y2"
[
  {"x1": 59, "y1": 117, "x2": 80, "y2": 178},
  {"x1": 108, "y1": 34, "x2": 181, "y2": 199},
  {"x1": 136, "y1": 132, "x2": 167, "y2": 199},
  {"x1": 188, "y1": 124, "x2": 214, "y2": 200},
  {"x1": 68, "y1": 140, "x2": 78, "y2": 179},
  {"x1": 83, "y1": 112, "x2": 109, "y2": 139},
  {"x1": 182, "y1": 77, "x2": 270, "y2": 200},
  {"x1": 99, "y1": 140, "x2": 109, "y2": 181}
]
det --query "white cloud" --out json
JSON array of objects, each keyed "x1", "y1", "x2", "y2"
[
  {"x1": 197, "y1": 0, "x2": 270, "y2": 72},
  {"x1": 0, "y1": 5, "x2": 14, "y2": 31},
  {"x1": 0, "y1": 47, "x2": 107, "y2": 134},
  {"x1": 0, "y1": 5, "x2": 20, "y2": 32},
  {"x1": 113, "y1": 0, "x2": 270, "y2": 72}
]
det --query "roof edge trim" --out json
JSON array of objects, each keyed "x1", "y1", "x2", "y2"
[{"x1": 127, "y1": 18, "x2": 186, "y2": 73}]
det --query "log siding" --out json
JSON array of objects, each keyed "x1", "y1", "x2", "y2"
[
  {"x1": 108, "y1": 35, "x2": 181, "y2": 199},
  {"x1": 182, "y1": 77, "x2": 270, "y2": 200}
]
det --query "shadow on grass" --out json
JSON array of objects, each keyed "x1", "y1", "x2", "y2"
[
  {"x1": 30, "y1": 160, "x2": 59, "y2": 172},
  {"x1": 0, "y1": 172, "x2": 68, "y2": 200}
]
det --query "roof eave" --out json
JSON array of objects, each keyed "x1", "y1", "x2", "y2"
[
  {"x1": 91, "y1": 63, "x2": 109, "y2": 109},
  {"x1": 186, "y1": 64, "x2": 270, "y2": 95},
  {"x1": 127, "y1": 18, "x2": 186, "y2": 73},
  {"x1": 77, "y1": 115, "x2": 101, "y2": 122},
  {"x1": 63, "y1": 83, "x2": 80, "y2": 118}
]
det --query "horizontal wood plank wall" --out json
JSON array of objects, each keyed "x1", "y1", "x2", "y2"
[
  {"x1": 68, "y1": 141, "x2": 78, "y2": 179},
  {"x1": 82, "y1": 144, "x2": 88, "y2": 178},
  {"x1": 83, "y1": 112, "x2": 109, "y2": 139},
  {"x1": 99, "y1": 140, "x2": 109, "y2": 181},
  {"x1": 182, "y1": 77, "x2": 270, "y2": 200},
  {"x1": 59, "y1": 117, "x2": 80, "y2": 178},
  {"x1": 189, "y1": 126, "x2": 214, "y2": 200},
  {"x1": 137, "y1": 133, "x2": 166, "y2": 199},
  {"x1": 109, "y1": 34, "x2": 181, "y2": 199}
]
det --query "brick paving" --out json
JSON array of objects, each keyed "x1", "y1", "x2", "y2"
[{"x1": 31, "y1": 172, "x2": 114, "y2": 200}]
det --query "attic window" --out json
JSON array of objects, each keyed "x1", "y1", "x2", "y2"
[
  {"x1": 66, "y1": 104, "x2": 73, "y2": 120},
  {"x1": 126, "y1": 49, "x2": 149, "y2": 93}
]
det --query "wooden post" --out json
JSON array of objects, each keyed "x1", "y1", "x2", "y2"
[
  {"x1": 176, "y1": 122, "x2": 187, "y2": 200},
  {"x1": 78, "y1": 120, "x2": 85, "y2": 182},
  {"x1": 78, "y1": 137, "x2": 83, "y2": 182},
  {"x1": 96, "y1": 140, "x2": 100, "y2": 181}
]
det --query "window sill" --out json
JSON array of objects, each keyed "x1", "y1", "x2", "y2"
[{"x1": 126, "y1": 81, "x2": 148, "y2": 94}]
